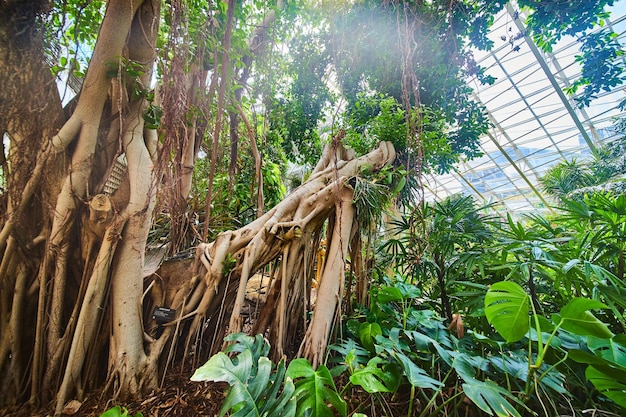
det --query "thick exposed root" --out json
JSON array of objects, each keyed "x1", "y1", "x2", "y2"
[{"x1": 155, "y1": 138, "x2": 396, "y2": 367}]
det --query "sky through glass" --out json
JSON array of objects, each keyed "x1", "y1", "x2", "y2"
[{"x1": 424, "y1": 0, "x2": 626, "y2": 215}]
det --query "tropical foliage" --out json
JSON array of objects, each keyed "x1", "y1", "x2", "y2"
[
  {"x1": 1, "y1": 0, "x2": 625, "y2": 416},
  {"x1": 541, "y1": 136, "x2": 626, "y2": 201},
  {"x1": 187, "y1": 188, "x2": 626, "y2": 416}
]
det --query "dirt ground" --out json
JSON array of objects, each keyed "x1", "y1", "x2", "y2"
[{"x1": 0, "y1": 365, "x2": 225, "y2": 417}]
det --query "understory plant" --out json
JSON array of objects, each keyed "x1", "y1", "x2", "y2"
[
  {"x1": 191, "y1": 333, "x2": 346, "y2": 417},
  {"x1": 333, "y1": 279, "x2": 539, "y2": 417},
  {"x1": 335, "y1": 271, "x2": 626, "y2": 416},
  {"x1": 485, "y1": 280, "x2": 626, "y2": 412},
  {"x1": 190, "y1": 277, "x2": 625, "y2": 416},
  {"x1": 379, "y1": 195, "x2": 496, "y2": 323}
]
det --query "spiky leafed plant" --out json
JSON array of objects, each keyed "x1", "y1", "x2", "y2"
[
  {"x1": 541, "y1": 135, "x2": 626, "y2": 202},
  {"x1": 540, "y1": 158, "x2": 594, "y2": 201},
  {"x1": 380, "y1": 195, "x2": 495, "y2": 322}
]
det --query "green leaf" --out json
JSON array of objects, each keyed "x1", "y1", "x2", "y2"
[
  {"x1": 191, "y1": 350, "x2": 252, "y2": 384},
  {"x1": 556, "y1": 298, "x2": 613, "y2": 339},
  {"x1": 570, "y1": 350, "x2": 626, "y2": 377},
  {"x1": 191, "y1": 349, "x2": 295, "y2": 417},
  {"x1": 586, "y1": 366, "x2": 626, "y2": 408},
  {"x1": 191, "y1": 351, "x2": 256, "y2": 416},
  {"x1": 450, "y1": 352, "x2": 479, "y2": 383},
  {"x1": 359, "y1": 322, "x2": 382, "y2": 353},
  {"x1": 223, "y1": 333, "x2": 270, "y2": 360},
  {"x1": 588, "y1": 335, "x2": 626, "y2": 364},
  {"x1": 259, "y1": 359, "x2": 297, "y2": 417},
  {"x1": 329, "y1": 339, "x2": 369, "y2": 369},
  {"x1": 484, "y1": 282, "x2": 530, "y2": 343},
  {"x1": 286, "y1": 359, "x2": 347, "y2": 417},
  {"x1": 463, "y1": 380, "x2": 524, "y2": 417},
  {"x1": 489, "y1": 350, "x2": 567, "y2": 394},
  {"x1": 377, "y1": 286, "x2": 404, "y2": 303},
  {"x1": 470, "y1": 331, "x2": 505, "y2": 348},
  {"x1": 99, "y1": 406, "x2": 123, "y2": 417},
  {"x1": 535, "y1": 314, "x2": 556, "y2": 334},
  {"x1": 405, "y1": 330, "x2": 453, "y2": 366},
  {"x1": 349, "y1": 357, "x2": 402, "y2": 393},
  {"x1": 392, "y1": 351, "x2": 443, "y2": 390}
]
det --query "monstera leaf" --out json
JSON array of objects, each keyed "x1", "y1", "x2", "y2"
[
  {"x1": 553, "y1": 298, "x2": 613, "y2": 339},
  {"x1": 392, "y1": 350, "x2": 443, "y2": 390},
  {"x1": 191, "y1": 342, "x2": 295, "y2": 417},
  {"x1": 586, "y1": 366, "x2": 626, "y2": 407},
  {"x1": 463, "y1": 379, "x2": 526, "y2": 417},
  {"x1": 485, "y1": 281, "x2": 530, "y2": 343},
  {"x1": 359, "y1": 321, "x2": 382, "y2": 353},
  {"x1": 286, "y1": 358, "x2": 347, "y2": 417},
  {"x1": 570, "y1": 335, "x2": 626, "y2": 409},
  {"x1": 349, "y1": 356, "x2": 402, "y2": 393}
]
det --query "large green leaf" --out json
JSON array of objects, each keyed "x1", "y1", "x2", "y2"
[
  {"x1": 405, "y1": 329, "x2": 453, "y2": 366},
  {"x1": 570, "y1": 336, "x2": 626, "y2": 408},
  {"x1": 191, "y1": 350, "x2": 296, "y2": 417},
  {"x1": 450, "y1": 352, "x2": 480, "y2": 383},
  {"x1": 259, "y1": 359, "x2": 296, "y2": 417},
  {"x1": 286, "y1": 358, "x2": 347, "y2": 417},
  {"x1": 488, "y1": 350, "x2": 567, "y2": 395},
  {"x1": 462, "y1": 380, "x2": 524, "y2": 417},
  {"x1": 376, "y1": 286, "x2": 404, "y2": 303},
  {"x1": 554, "y1": 298, "x2": 613, "y2": 339},
  {"x1": 359, "y1": 321, "x2": 382, "y2": 353},
  {"x1": 191, "y1": 350, "x2": 253, "y2": 387},
  {"x1": 586, "y1": 366, "x2": 626, "y2": 408},
  {"x1": 223, "y1": 333, "x2": 270, "y2": 359},
  {"x1": 484, "y1": 281, "x2": 530, "y2": 343},
  {"x1": 349, "y1": 356, "x2": 402, "y2": 393},
  {"x1": 588, "y1": 335, "x2": 626, "y2": 364},
  {"x1": 569, "y1": 350, "x2": 626, "y2": 381}
]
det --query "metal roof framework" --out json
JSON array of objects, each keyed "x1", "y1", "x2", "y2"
[{"x1": 424, "y1": 1, "x2": 626, "y2": 214}]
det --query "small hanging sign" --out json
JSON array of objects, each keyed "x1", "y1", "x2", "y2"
[{"x1": 152, "y1": 307, "x2": 176, "y2": 324}]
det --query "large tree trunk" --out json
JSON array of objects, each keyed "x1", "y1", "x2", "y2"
[
  {"x1": 0, "y1": 0, "x2": 67, "y2": 403},
  {"x1": 54, "y1": 2, "x2": 161, "y2": 413},
  {"x1": 0, "y1": 0, "x2": 164, "y2": 413}
]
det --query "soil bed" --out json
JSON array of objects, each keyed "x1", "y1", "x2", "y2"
[{"x1": 0, "y1": 364, "x2": 225, "y2": 417}]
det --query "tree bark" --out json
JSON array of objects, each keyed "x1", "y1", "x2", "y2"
[
  {"x1": 299, "y1": 187, "x2": 355, "y2": 367},
  {"x1": 0, "y1": 2, "x2": 67, "y2": 402}
]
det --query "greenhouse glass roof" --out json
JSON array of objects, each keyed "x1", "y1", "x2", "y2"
[{"x1": 424, "y1": 1, "x2": 626, "y2": 214}]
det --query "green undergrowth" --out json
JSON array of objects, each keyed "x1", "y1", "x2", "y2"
[{"x1": 186, "y1": 277, "x2": 626, "y2": 416}]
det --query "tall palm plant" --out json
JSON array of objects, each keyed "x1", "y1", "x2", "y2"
[
  {"x1": 381, "y1": 195, "x2": 495, "y2": 322},
  {"x1": 560, "y1": 193, "x2": 626, "y2": 282},
  {"x1": 541, "y1": 135, "x2": 626, "y2": 202},
  {"x1": 555, "y1": 193, "x2": 626, "y2": 331},
  {"x1": 491, "y1": 213, "x2": 572, "y2": 314}
]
